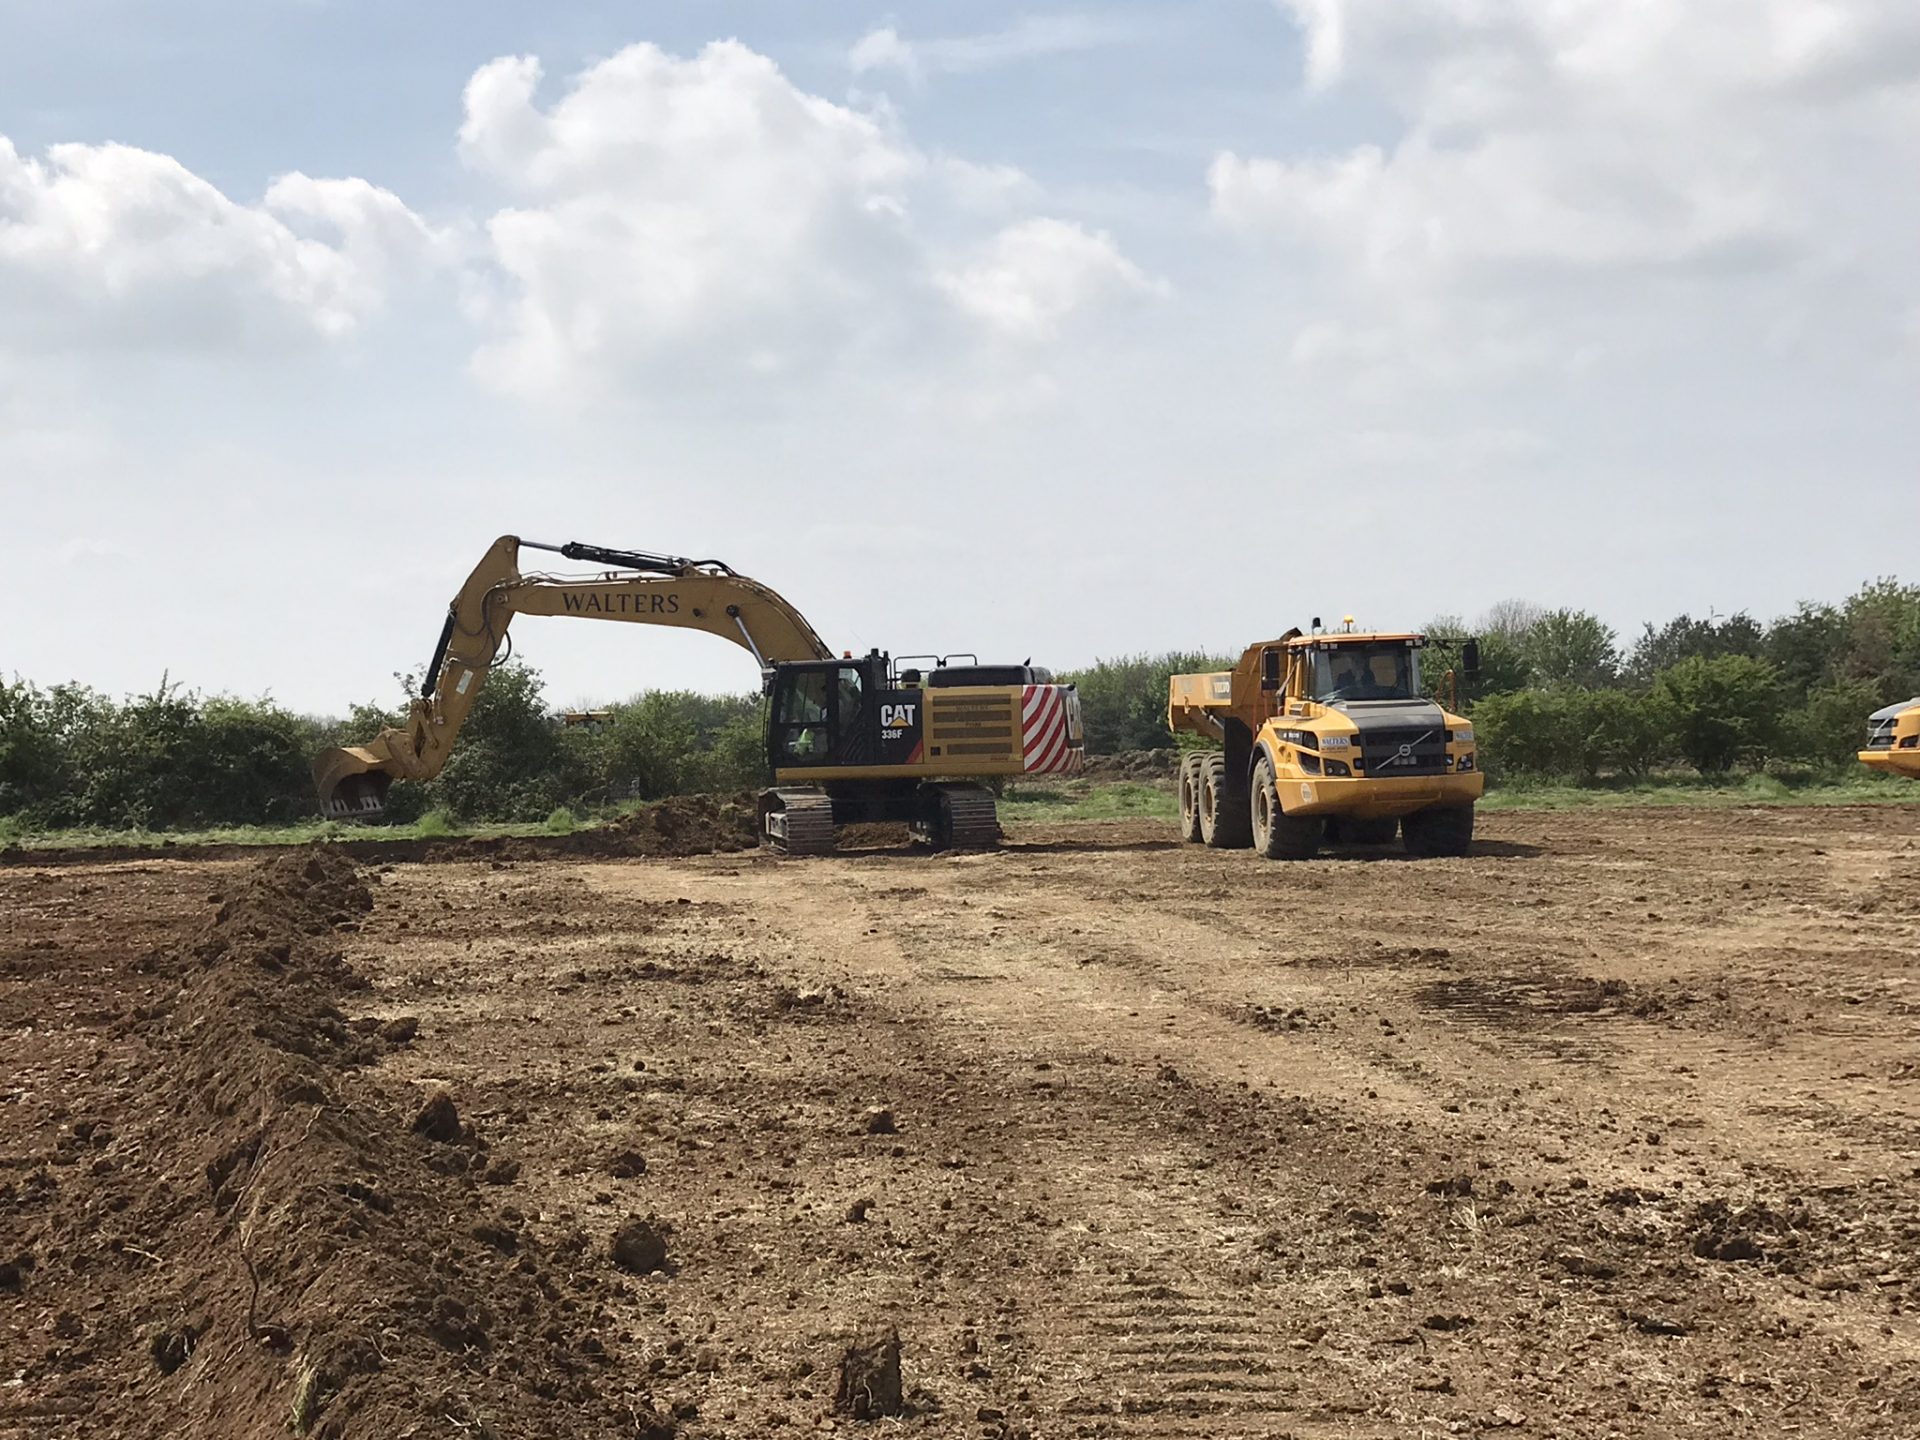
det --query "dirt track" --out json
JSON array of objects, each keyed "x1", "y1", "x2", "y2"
[{"x1": 5, "y1": 805, "x2": 1920, "y2": 1437}]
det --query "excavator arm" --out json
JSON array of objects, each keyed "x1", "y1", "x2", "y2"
[{"x1": 313, "y1": 535, "x2": 834, "y2": 818}]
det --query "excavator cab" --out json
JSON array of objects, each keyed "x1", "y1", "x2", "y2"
[{"x1": 767, "y1": 656, "x2": 887, "y2": 770}]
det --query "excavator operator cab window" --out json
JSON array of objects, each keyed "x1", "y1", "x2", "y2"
[
  {"x1": 835, "y1": 666, "x2": 864, "y2": 735},
  {"x1": 770, "y1": 660, "x2": 879, "y2": 767},
  {"x1": 774, "y1": 668, "x2": 832, "y2": 761}
]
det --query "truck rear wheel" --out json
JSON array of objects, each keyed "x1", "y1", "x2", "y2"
[
  {"x1": 1402, "y1": 803, "x2": 1474, "y2": 858},
  {"x1": 1251, "y1": 752, "x2": 1322, "y2": 860},
  {"x1": 1177, "y1": 753, "x2": 1205, "y2": 843},
  {"x1": 1198, "y1": 754, "x2": 1252, "y2": 849}
]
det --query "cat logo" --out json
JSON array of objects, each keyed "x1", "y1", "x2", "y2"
[{"x1": 880, "y1": 703, "x2": 918, "y2": 729}]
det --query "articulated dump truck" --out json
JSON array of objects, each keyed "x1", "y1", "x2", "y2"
[
  {"x1": 1860, "y1": 698, "x2": 1920, "y2": 780},
  {"x1": 1168, "y1": 623, "x2": 1483, "y2": 860}
]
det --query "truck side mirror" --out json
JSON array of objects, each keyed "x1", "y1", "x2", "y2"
[
  {"x1": 1260, "y1": 649, "x2": 1281, "y2": 692},
  {"x1": 1462, "y1": 639, "x2": 1481, "y2": 682}
]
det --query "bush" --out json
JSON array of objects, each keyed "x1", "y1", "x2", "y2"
[
  {"x1": 1782, "y1": 678, "x2": 1885, "y2": 770},
  {"x1": 414, "y1": 809, "x2": 454, "y2": 838},
  {"x1": 1471, "y1": 687, "x2": 1672, "y2": 781},
  {"x1": 1524, "y1": 610, "x2": 1620, "y2": 688},
  {"x1": 0, "y1": 677, "x2": 70, "y2": 817},
  {"x1": 1471, "y1": 690, "x2": 1579, "y2": 779},
  {"x1": 1568, "y1": 688, "x2": 1671, "y2": 779},
  {"x1": 432, "y1": 661, "x2": 581, "y2": 821},
  {"x1": 1066, "y1": 651, "x2": 1237, "y2": 753},
  {"x1": 544, "y1": 806, "x2": 577, "y2": 834},
  {"x1": 1651, "y1": 655, "x2": 1783, "y2": 775}
]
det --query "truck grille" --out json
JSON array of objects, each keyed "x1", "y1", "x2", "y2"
[
  {"x1": 1354, "y1": 726, "x2": 1449, "y2": 777},
  {"x1": 1864, "y1": 721, "x2": 1896, "y2": 751}
]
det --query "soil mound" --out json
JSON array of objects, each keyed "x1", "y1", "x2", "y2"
[
  {"x1": 3, "y1": 845, "x2": 661, "y2": 1438},
  {"x1": 593, "y1": 791, "x2": 760, "y2": 858},
  {"x1": 1079, "y1": 748, "x2": 1179, "y2": 784}
]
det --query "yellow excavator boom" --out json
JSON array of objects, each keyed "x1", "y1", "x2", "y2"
[{"x1": 314, "y1": 536, "x2": 833, "y2": 818}]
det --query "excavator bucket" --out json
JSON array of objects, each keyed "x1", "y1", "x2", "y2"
[{"x1": 313, "y1": 743, "x2": 401, "y2": 821}]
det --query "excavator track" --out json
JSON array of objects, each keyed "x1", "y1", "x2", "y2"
[
  {"x1": 759, "y1": 788, "x2": 837, "y2": 857},
  {"x1": 912, "y1": 783, "x2": 1000, "y2": 851}
]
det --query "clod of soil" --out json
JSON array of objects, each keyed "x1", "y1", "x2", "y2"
[
  {"x1": 610, "y1": 1217, "x2": 670, "y2": 1274},
  {"x1": 379, "y1": 1015, "x2": 420, "y2": 1044},
  {"x1": 1624, "y1": 1309, "x2": 1692, "y2": 1336},
  {"x1": 411, "y1": 1090, "x2": 462, "y2": 1143},
  {"x1": 863, "y1": 1106, "x2": 897, "y2": 1135},
  {"x1": 1687, "y1": 1198, "x2": 1780, "y2": 1263},
  {"x1": 607, "y1": 1149, "x2": 649, "y2": 1179},
  {"x1": 835, "y1": 1323, "x2": 904, "y2": 1419}
]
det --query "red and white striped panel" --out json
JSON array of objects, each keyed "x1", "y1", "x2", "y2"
[{"x1": 1021, "y1": 685, "x2": 1084, "y2": 774}]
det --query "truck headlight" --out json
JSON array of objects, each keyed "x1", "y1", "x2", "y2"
[{"x1": 1450, "y1": 727, "x2": 1474, "y2": 744}]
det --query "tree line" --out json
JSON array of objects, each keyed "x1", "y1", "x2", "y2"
[
  {"x1": 1072, "y1": 580, "x2": 1920, "y2": 779},
  {"x1": 2, "y1": 579, "x2": 1914, "y2": 831},
  {"x1": 0, "y1": 669, "x2": 766, "y2": 831}
]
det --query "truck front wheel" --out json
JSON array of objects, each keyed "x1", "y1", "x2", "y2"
[
  {"x1": 1251, "y1": 753, "x2": 1322, "y2": 860},
  {"x1": 1402, "y1": 803, "x2": 1475, "y2": 858}
]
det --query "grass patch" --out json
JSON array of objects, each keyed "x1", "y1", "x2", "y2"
[
  {"x1": 1, "y1": 769, "x2": 1908, "y2": 854},
  {"x1": 412, "y1": 808, "x2": 455, "y2": 838},
  {"x1": 1000, "y1": 780, "x2": 1177, "y2": 824}
]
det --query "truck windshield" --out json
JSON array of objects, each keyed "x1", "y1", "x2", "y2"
[{"x1": 1310, "y1": 644, "x2": 1421, "y2": 702}]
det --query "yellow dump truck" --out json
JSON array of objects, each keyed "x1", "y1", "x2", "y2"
[
  {"x1": 1860, "y1": 698, "x2": 1920, "y2": 779},
  {"x1": 1168, "y1": 623, "x2": 1483, "y2": 859}
]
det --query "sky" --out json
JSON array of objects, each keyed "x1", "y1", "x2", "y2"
[{"x1": 3, "y1": 0, "x2": 1917, "y2": 714}]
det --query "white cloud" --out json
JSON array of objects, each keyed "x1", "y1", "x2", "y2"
[
  {"x1": 1212, "y1": 0, "x2": 1920, "y2": 382},
  {"x1": 458, "y1": 41, "x2": 1155, "y2": 398},
  {"x1": 936, "y1": 218, "x2": 1163, "y2": 341},
  {"x1": 849, "y1": 15, "x2": 1136, "y2": 83},
  {"x1": 0, "y1": 136, "x2": 447, "y2": 351}
]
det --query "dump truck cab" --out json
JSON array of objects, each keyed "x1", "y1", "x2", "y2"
[
  {"x1": 1859, "y1": 697, "x2": 1920, "y2": 780},
  {"x1": 1168, "y1": 623, "x2": 1483, "y2": 859}
]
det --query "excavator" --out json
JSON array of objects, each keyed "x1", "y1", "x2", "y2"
[
  {"x1": 312, "y1": 536, "x2": 1084, "y2": 854},
  {"x1": 1167, "y1": 620, "x2": 1483, "y2": 860},
  {"x1": 1860, "y1": 698, "x2": 1920, "y2": 779}
]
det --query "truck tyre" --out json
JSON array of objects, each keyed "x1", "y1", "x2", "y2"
[
  {"x1": 1403, "y1": 803, "x2": 1474, "y2": 857},
  {"x1": 1199, "y1": 753, "x2": 1252, "y2": 849},
  {"x1": 1177, "y1": 753, "x2": 1205, "y2": 844},
  {"x1": 1251, "y1": 752, "x2": 1322, "y2": 860},
  {"x1": 1334, "y1": 817, "x2": 1398, "y2": 847}
]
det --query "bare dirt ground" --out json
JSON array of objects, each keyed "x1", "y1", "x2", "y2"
[{"x1": 5, "y1": 804, "x2": 1919, "y2": 1438}]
